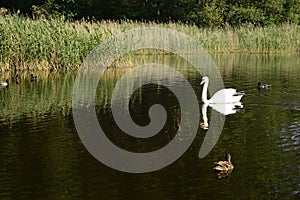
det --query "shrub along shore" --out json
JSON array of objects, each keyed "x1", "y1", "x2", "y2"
[{"x1": 0, "y1": 14, "x2": 299, "y2": 71}]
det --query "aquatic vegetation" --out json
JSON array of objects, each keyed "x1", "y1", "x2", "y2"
[{"x1": 0, "y1": 14, "x2": 299, "y2": 71}]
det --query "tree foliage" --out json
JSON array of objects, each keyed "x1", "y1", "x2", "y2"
[{"x1": 1, "y1": 0, "x2": 299, "y2": 26}]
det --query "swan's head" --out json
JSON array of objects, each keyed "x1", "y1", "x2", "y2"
[{"x1": 200, "y1": 76, "x2": 209, "y2": 85}]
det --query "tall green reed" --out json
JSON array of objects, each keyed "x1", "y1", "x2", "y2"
[{"x1": 0, "y1": 14, "x2": 299, "y2": 71}]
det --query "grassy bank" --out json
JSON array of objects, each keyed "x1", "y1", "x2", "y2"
[{"x1": 0, "y1": 14, "x2": 299, "y2": 71}]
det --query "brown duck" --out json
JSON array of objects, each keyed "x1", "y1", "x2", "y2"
[{"x1": 214, "y1": 152, "x2": 234, "y2": 172}]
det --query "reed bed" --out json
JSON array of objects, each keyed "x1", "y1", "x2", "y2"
[{"x1": 0, "y1": 14, "x2": 299, "y2": 71}]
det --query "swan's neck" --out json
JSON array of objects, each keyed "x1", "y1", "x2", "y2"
[{"x1": 202, "y1": 81, "x2": 210, "y2": 103}]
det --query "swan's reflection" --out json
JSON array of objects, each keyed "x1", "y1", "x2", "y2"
[
  {"x1": 200, "y1": 103, "x2": 209, "y2": 130},
  {"x1": 201, "y1": 103, "x2": 244, "y2": 130}
]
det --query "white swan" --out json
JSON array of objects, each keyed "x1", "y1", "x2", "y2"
[
  {"x1": 200, "y1": 102, "x2": 244, "y2": 129},
  {"x1": 200, "y1": 76, "x2": 244, "y2": 104}
]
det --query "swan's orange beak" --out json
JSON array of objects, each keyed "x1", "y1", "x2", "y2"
[{"x1": 200, "y1": 80, "x2": 205, "y2": 85}]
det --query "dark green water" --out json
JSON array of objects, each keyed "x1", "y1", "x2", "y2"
[{"x1": 0, "y1": 54, "x2": 299, "y2": 199}]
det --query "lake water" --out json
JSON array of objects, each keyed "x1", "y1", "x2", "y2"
[{"x1": 0, "y1": 54, "x2": 299, "y2": 199}]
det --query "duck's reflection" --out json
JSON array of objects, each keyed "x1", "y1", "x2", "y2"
[{"x1": 200, "y1": 102, "x2": 244, "y2": 130}]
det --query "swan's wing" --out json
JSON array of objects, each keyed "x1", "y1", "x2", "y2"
[
  {"x1": 231, "y1": 91, "x2": 245, "y2": 102},
  {"x1": 209, "y1": 102, "x2": 243, "y2": 115},
  {"x1": 233, "y1": 91, "x2": 245, "y2": 96},
  {"x1": 211, "y1": 88, "x2": 236, "y2": 102},
  {"x1": 211, "y1": 88, "x2": 244, "y2": 103}
]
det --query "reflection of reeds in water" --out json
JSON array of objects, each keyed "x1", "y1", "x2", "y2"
[
  {"x1": 100, "y1": 52, "x2": 202, "y2": 107},
  {"x1": 213, "y1": 53, "x2": 300, "y2": 81},
  {"x1": 1, "y1": 53, "x2": 298, "y2": 121},
  {"x1": 0, "y1": 72, "x2": 75, "y2": 119},
  {"x1": 0, "y1": 54, "x2": 199, "y2": 120}
]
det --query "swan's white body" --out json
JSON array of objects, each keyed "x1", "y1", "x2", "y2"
[
  {"x1": 209, "y1": 102, "x2": 243, "y2": 115},
  {"x1": 201, "y1": 102, "x2": 244, "y2": 129},
  {"x1": 201, "y1": 76, "x2": 244, "y2": 104}
]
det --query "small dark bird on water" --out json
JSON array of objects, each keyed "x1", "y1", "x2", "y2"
[
  {"x1": 30, "y1": 74, "x2": 37, "y2": 82},
  {"x1": 12, "y1": 74, "x2": 19, "y2": 81},
  {"x1": 257, "y1": 82, "x2": 271, "y2": 89},
  {"x1": 12, "y1": 74, "x2": 19, "y2": 84}
]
